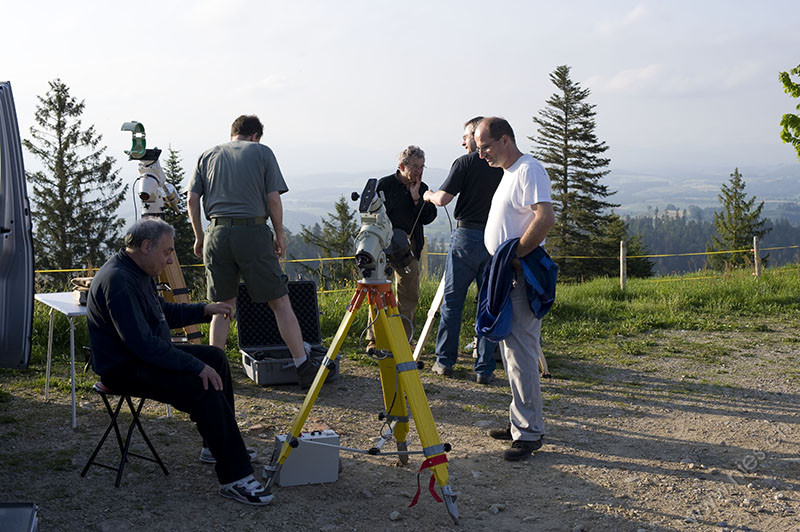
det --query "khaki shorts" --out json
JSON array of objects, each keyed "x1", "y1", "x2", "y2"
[{"x1": 203, "y1": 223, "x2": 288, "y2": 302}]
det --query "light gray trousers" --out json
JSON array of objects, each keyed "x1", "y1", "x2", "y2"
[{"x1": 499, "y1": 277, "x2": 545, "y2": 441}]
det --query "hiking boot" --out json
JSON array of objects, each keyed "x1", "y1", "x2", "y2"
[
  {"x1": 431, "y1": 361, "x2": 454, "y2": 377},
  {"x1": 200, "y1": 446, "x2": 257, "y2": 464},
  {"x1": 365, "y1": 341, "x2": 377, "y2": 354},
  {"x1": 297, "y1": 357, "x2": 321, "y2": 391},
  {"x1": 503, "y1": 438, "x2": 544, "y2": 461},
  {"x1": 219, "y1": 475, "x2": 274, "y2": 506},
  {"x1": 476, "y1": 373, "x2": 493, "y2": 385},
  {"x1": 488, "y1": 425, "x2": 512, "y2": 441}
]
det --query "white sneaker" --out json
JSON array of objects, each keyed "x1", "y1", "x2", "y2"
[
  {"x1": 200, "y1": 446, "x2": 257, "y2": 464},
  {"x1": 219, "y1": 475, "x2": 274, "y2": 506}
]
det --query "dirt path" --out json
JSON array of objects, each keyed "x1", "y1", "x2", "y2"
[{"x1": 1, "y1": 328, "x2": 799, "y2": 532}]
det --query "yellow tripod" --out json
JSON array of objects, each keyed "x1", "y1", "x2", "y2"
[{"x1": 264, "y1": 279, "x2": 459, "y2": 524}]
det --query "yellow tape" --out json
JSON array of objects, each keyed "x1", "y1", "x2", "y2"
[{"x1": 32, "y1": 244, "x2": 800, "y2": 274}]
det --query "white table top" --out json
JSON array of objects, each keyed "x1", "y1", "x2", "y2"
[{"x1": 34, "y1": 292, "x2": 88, "y2": 317}]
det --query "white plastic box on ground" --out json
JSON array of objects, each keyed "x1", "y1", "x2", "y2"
[{"x1": 267, "y1": 430, "x2": 340, "y2": 487}]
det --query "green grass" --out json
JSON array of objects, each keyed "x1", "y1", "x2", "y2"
[{"x1": 8, "y1": 264, "x2": 800, "y2": 389}]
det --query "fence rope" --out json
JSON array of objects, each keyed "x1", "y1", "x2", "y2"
[{"x1": 33, "y1": 244, "x2": 800, "y2": 274}]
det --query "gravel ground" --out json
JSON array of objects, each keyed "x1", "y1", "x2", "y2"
[{"x1": 1, "y1": 326, "x2": 799, "y2": 532}]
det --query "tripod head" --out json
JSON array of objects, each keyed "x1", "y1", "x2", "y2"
[
  {"x1": 351, "y1": 178, "x2": 393, "y2": 281},
  {"x1": 121, "y1": 121, "x2": 179, "y2": 217}
]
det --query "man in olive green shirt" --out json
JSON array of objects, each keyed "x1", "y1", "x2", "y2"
[{"x1": 187, "y1": 115, "x2": 318, "y2": 389}]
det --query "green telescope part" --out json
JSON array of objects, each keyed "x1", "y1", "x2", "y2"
[{"x1": 121, "y1": 121, "x2": 146, "y2": 159}]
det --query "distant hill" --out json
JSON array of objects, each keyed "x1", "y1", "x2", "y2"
[{"x1": 280, "y1": 163, "x2": 800, "y2": 237}]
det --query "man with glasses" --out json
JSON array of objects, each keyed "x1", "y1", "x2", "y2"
[
  {"x1": 423, "y1": 117, "x2": 503, "y2": 383},
  {"x1": 373, "y1": 145, "x2": 437, "y2": 343},
  {"x1": 475, "y1": 117, "x2": 555, "y2": 461}
]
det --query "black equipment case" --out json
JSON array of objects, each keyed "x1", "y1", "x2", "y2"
[{"x1": 236, "y1": 281, "x2": 338, "y2": 386}]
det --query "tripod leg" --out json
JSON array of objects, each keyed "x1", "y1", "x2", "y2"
[
  {"x1": 375, "y1": 307, "x2": 459, "y2": 524},
  {"x1": 412, "y1": 275, "x2": 445, "y2": 361},
  {"x1": 375, "y1": 315, "x2": 410, "y2": 464},
  {"x1": 264, "y1": 302, "x2": 359, "y2": 490}
]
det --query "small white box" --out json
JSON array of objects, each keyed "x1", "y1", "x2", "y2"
[{"x1": 267, "y1": 430, "x2": 340, "y2": 487}]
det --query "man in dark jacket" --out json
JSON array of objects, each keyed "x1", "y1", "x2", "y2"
[
  {"x1": 375, "y1": 145, "x2": 437, "y2": 341},
  {"x1": 87, "y1": 218, "x2": 272, "y2": 505}
]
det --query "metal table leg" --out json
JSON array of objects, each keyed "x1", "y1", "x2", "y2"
[
  {"x1": 44, "y1": 308, "x2": 55, "y2": 401},
  {"x1": 69, "y1": 316, "x2": 76, "y2": 429}
]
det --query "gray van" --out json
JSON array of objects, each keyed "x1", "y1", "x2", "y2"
[{"x1": 0, "y1": 81, "x2": 34, "y2": 368}]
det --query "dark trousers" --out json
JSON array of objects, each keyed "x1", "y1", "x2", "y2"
[{"x1": 102, "y1": 344, "x2": 252, "y2": 484}]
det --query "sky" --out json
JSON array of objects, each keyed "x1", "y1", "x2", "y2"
[{"x1": 3, "y1": 0, "x2": 800, "y2": 217}]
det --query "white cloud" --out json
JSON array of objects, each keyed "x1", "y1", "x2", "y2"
[
  {"x1": 594, "y1": 4, "x2": 648, "y2": 37},
  {"x1": 235, "y1": 75, "x2": 299, "y2": 95},
  {"x1": 588, "y1": 63, "x2": 762, "y2": 96},
  {"x1": 587, "y1": 64, "x2": 662, "y2": 93}
]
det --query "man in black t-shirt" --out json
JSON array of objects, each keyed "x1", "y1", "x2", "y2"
[{"x1": 423, "y1": 117, "x2": 503, "y2": 384}]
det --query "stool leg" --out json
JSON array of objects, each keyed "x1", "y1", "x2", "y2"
[
  {"x1": 115, "y1": 396, "x2": 143, "y2": 488},
  {"x1": 81, "y1": 394, "x2": 124, "y2": 478},
  {"x1": 129, "y1": 397, "x2": 169, "y2": 476}
]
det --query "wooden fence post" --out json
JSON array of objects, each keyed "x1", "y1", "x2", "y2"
[
  {"x1": 620, "y1": 240, "x2": 627, "y2": 290},
  {"x1": 753, "y1": 236, "x2": 761, "y2": 277}
]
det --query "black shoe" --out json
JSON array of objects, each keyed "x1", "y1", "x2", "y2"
[
  {"x1": 219, "y1": 475, "x2": 274, "y2": 506},
  {"x1": 297, "y1": 357, "x2": 321, "y2": 391},
  {"x1": 476, "y1": 373, "x2": 493, "y2": 385},
  {"x1": 488, "y1": 425, "x2": 512, "y2": 441},
  {"x1": 503, "y1": 438, "x2": 543, "y2": 461}
]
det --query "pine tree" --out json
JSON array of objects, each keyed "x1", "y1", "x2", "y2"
[
  {"x1": 161, "y1": 145, "x2": 203, "y2": 289},
  {"x1": 706, "y1": 168, "x2": 770, "y2": 270},
  {"x1": 779, "y1": 64, "x2": 800, "y2": 163},
  {"x1": 23, "y1": 79, "x2": 125, "y2": 273},
  {"x1": 530, "y1": 65, "x2": 619, "y2": 280},
  {"x1": 299, "y1": 196, "x2": 359, "y2": 287}
]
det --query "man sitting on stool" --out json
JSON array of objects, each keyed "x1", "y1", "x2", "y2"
[{"x1": 86, "y1": 218, "x2": 272, "y2": 505}]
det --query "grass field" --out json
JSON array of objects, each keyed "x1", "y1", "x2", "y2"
[{"x1": 12, "y1": 264, "x2": 800, "y2": 395}]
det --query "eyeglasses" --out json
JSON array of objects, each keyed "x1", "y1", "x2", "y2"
[
  {"x1": 405, "y1": 162, "x2": 426, "y2": 171},
  {"x1": 476, "y1": 138, "x2": 501, "y2": 155}
]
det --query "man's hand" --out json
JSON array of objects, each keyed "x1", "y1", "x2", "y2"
[
  {"x1": 204, "y1": 302, "x2": 233, "y2": 319},
  {"x1": 422, "y1": 190, "x2": 433, "y2": 203},
  {"x1": 409, "y1": 180, "x2": 421, "y2": 202},
  {"x1": 198, "y1": 364, "x2": 223, "y2": 391},
  {"x1": 193, "y1": 235, "x2": 204, "y2": 258},
  {"x1": 511, "y1": 256, "x2": 523, "y2": 277},
  {"x1": 273, "y1": 232, "x2": 287, "y2": 258}
]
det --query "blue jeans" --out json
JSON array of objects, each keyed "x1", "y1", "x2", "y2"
[{"x1": 434, "y1": 227, "x2": 497, "y2": 376}]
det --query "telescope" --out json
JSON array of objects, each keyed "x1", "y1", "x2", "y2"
[
  {"x1": 351, "y1": 178, "x2": 413, "y2": 281},
  {"x1": 121, "y1": 121, "x2": 179, "y2": 217}
]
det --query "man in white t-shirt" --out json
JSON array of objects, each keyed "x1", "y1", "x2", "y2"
[{"x1": 475, "y1": 117, "x2": 555, "y2": 461}]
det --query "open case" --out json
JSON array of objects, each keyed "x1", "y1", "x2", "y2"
[{"x1": 237, "y1": 281, "x2": 338, "y2": 385}]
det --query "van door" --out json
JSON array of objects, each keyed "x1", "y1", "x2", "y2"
[{"x1": 0, "y1": 81, "x2": 34, "y2": 368}]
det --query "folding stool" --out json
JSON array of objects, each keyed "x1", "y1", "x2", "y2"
[{"x1": 80, "y1": 382, "x2": 169, "y2": 487}]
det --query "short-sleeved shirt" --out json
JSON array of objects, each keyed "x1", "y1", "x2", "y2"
[
  {"x1": 439, "y1": 151, "x2": 503, "y2": 225},
  {"x1": 189, "y1": 140, "x2": 288, "y2": 219},
  {"x1": 484, "y1": 154, "x2": 552, "y2": 255}
]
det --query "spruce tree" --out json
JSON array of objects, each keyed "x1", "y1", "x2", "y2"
[
  {"x1": 530, "y1": 65, "x2": 619, "y2": 280},
  {"x1": 23, "y1": 79, "x2": 125, "y2": 273},
  {"x1": 162, "y1": 145, "x2": 202, "y2": 289},
  {"x1": 706, "y1": 168, "x2": 770, "y2": 270},
  {"x1": 299, "y1": 196, "x2": 359, "y2": 287},
  {"x1": 779, "y1": 64, "x2": 800, "y2": 163}
]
